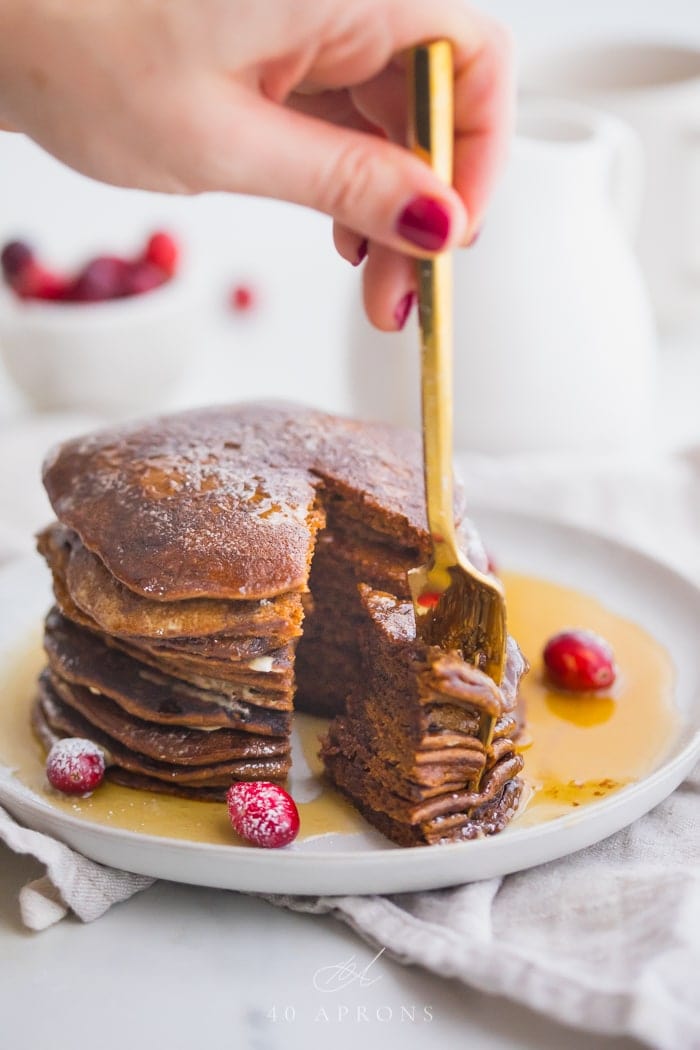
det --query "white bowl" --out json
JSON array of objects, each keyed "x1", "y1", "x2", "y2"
[{"x1": 0, "y1": 264, "x2": 203, "y2": 416}]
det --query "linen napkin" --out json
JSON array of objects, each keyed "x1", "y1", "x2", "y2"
[
  {"x1": 0, "y1": 772, "x2": 154, "y2": 930},
  {"x1": 1, "y1": 441, "x2": 698, "y2": 1050}
]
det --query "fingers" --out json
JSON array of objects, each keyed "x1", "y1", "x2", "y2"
[
  {"x1": 286, "y1": 88, "x2": 382, "y2": 138},
  {"x1": 350, "y1": 11, "x2": 515, "y2": 245},
  {"x1": 222, "y1": 93, "x2": 469, "y2": 257},
  {"x1": 203, "y1": 0, "x2": 513, "y2": 327},
  {"x1": 451, "y1": 18, "x2": 515, "y2": 240},
  {"x1": 299, "y1": 0, "x2": 515, "y2": 245},
  {"x1": 333, "y1": 222, "x2": 368, "y2": 266},
  {"x1": 335, "y1": 221, "x2": 418, "y2": 332},
  {"x1": 362, "y1": 242, "x2": 416, "y2": 331},
  {"x1": 290, "y1": 6, "x2": 514, "y2": 255}
]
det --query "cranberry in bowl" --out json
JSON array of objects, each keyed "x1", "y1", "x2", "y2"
[{"x1": 0, "y1": 231, "x2": 201, "y2": 417}]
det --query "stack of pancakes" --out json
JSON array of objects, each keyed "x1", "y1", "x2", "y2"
[
  {"x1": 34, "y1": 402, "x2": 526, "y2": 841},
  {"x1": 35, "y1": 522, "x2": 301, "y2": 797}
]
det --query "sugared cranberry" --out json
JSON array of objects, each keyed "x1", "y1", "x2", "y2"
[
  {"x1": 543, "y1": 629, "x2": 616, "y2": 692},
  {"x1": 69, "y1": 256, "x2": 131, "y2": 302},
  {"x1": 226, "y1": 781, "x2": 300, "y2": 848},
  {"x1": 144, "y1": 231, "x2": 179, "y2": 276},
  {"x1": 230, "y1": 284, "x2": 256, "y2": 312},
  {"x1": 123, "y1": 260, "x2": 167, "y2": 297},
  {"x1": 1, "y1": 240, "x2": 33, "y2": 280},
  {"x1": 46, "y1": 737, "x2": 106, "y2": 795}
]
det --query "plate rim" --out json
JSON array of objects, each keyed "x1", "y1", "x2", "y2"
[{"x1": 4, "y1": 724, "x2": 699, "y2": 864}]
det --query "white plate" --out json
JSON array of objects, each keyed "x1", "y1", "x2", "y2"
[{"x1": 1, "y1": 508, "x2": 699, "y2": 895}]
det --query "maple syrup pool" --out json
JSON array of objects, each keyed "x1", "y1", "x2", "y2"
[{"x1": 0, "y1": 572, "x2": 678, "y2": 846}]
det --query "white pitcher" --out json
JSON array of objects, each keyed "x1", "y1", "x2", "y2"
[
  {"x1": 345, "y1": 99, "x2": 657, "y2": 456},
  {"x1": 522, "y1": 42, "x2": 700, "y2": 331}
]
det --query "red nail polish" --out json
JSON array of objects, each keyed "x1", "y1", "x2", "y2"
[
  {"x1": 394, "y1": 291, "x2": 415, "y2": 330},
  {"x1": 396, "y1": 197, "x2": 451, "y2": 251},
  {"x1": 354, "y1": 239, "x2": 368, "y2": 266}
]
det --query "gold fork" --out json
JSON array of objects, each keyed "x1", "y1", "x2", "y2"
[{"x1": 407, "y1": 41, "x2": 507, "y2": 766}]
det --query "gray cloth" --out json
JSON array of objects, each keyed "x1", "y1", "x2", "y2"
[{"x1": 269, "y1": 761, "x2": 700, "y2": 1050}]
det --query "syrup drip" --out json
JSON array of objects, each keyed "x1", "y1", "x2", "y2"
[{"x1": 0, "y1": 572, "x2": 677, "y2": 846}]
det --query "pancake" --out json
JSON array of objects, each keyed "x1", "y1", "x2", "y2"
[
  {"x1": 41, "y1": 403, "x2": 482, "y2": 601},
  {"x1": 31, "y1": 700, "x2": 231, "y2": 801},
  {"x1": 44, "y1": 670, "x2": 288, "y2": 765},
  {"x1": 38, "y1": 523, "x2": 304, "y2": 641},
  {"x1": 319, "y1": 587, "x2": 526, "y2": 846},
  {"x1": 35, "y1": 679, "x2": 290, "y2": 787},
  {"x1": 44, "y1": 609, "x2": 291, "y2": 734}
]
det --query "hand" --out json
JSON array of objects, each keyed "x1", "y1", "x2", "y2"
[{"x1": 0, "y1": 0, "x2": 514, "y2": 330}]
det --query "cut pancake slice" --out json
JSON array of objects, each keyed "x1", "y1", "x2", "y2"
[{"x1": 320, "y1": 587, "x2": 527, "y2": 846}]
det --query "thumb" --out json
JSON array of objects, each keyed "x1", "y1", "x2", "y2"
[{"x1": 231, "y1": 99, "x2": 468, "y2": 255}]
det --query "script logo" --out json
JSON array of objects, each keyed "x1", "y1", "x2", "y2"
[{"x1": 312, "y1": 948, "x2": 386, "y2": 993}]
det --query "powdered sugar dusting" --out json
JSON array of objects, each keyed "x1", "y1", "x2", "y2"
[{"x1": 47, "y1": 736, "x2": 102, "y2": 765}]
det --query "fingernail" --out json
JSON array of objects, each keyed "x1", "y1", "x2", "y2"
[
  {"x1": 468, "y1": 226, "x2": 482, "y2": 247},
  {"x1": 353, "y1": 239, "x2": 368, "y2": 266},
  {"x1": 396, "y1": 196, "x2": 451, "y2": 251},
  {"x1": 394, "y1": 291, "x2": 415, "y2": 330}
]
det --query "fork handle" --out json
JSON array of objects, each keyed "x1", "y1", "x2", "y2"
[{"x1": 409, "y1": 42, "x2": 459, "y2": 565}]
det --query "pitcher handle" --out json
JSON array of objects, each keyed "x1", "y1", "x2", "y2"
[{"x1": 599, "y1": 114, "x2": 645, "y2": 240}]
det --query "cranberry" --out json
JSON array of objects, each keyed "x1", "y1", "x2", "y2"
[
  {"x1": 12, "y1": 262, "x2": 70, "y2": 301},
  {"x1": 46, "y1": 737, "x2": 106, "y2": 795},
  {"x1": 34, "y1": 272, "x2": 72, "y2": 301},
  {"x1": 144, "y1": 231, "x2": 179, "y2": 276},
  {"x1": 123, "y1": 260, "x2": 168, "y2": 297},
  {"x1": 1, "y1": 241, "x2": 69, "y2": 300},
  {"x1": 543, "y1": 629, "x2": 616, "y2": 692},
  {"x1": 69, "y1": 256, "x2": 131, "y2": 302},
  {"x1": 1, "y1": 240, "x2": 33, "y2": 281},
  {"x1": 230, "y1": 284, "x2": 256, "y2": 312},
  {"x1": 226, "y1": 781, "x2": 300, "y2": 848}
]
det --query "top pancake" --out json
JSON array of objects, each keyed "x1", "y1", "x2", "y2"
[{"x1": 42, "y1": 402, "x2": 470, "y2": 602}]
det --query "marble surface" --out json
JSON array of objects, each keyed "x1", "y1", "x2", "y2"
[{"x1": 0, "y1": 844, "x2": 643, "y2": 1050}]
